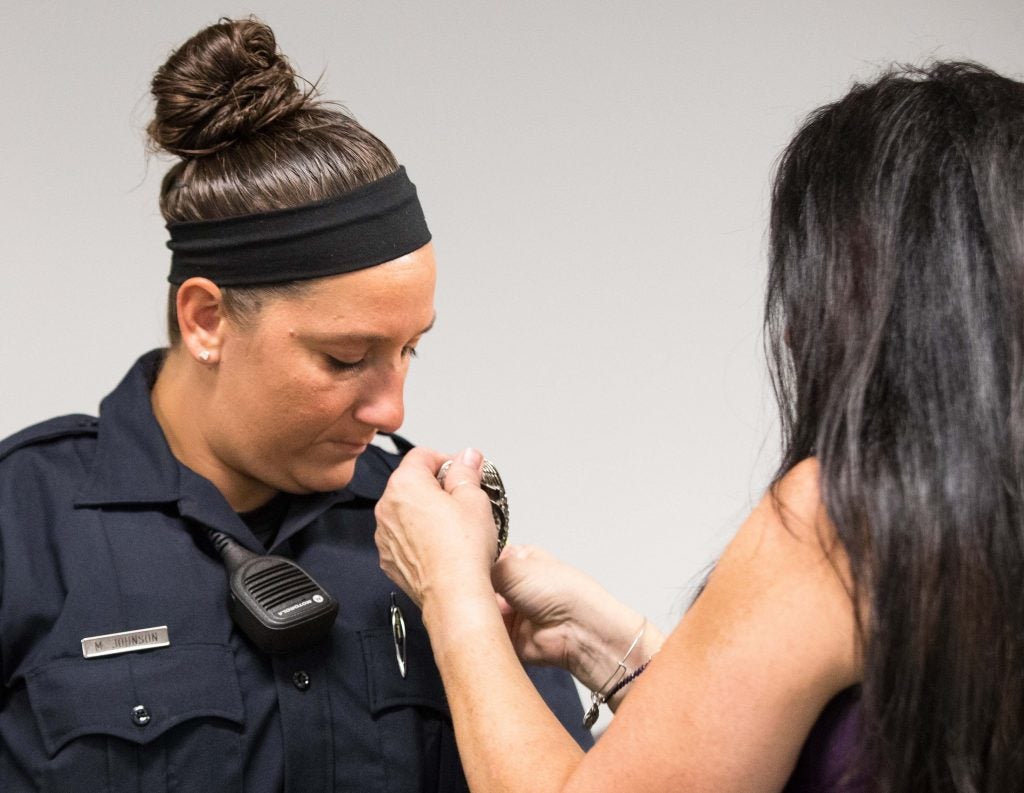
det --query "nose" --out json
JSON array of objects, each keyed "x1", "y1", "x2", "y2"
[{"x1": 353, "y1": 366, "x2": 405, "y2": 434}]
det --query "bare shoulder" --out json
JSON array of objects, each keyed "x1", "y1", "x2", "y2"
[
  {"x1": 768, "y1": 457, "x2": 828, "y2": 534},
  {"x1": 771, "y1": 456, "x2": 823, "y2": 514},
  {"x1": 561, "y1": 458, "x2": 862, "y2": 792},
  {"x1": 707, "y1": 456, "x2": 859, "y2": 687},
  {"x1": 727, "y1": 458, "x2": 848, "y2": 582}
]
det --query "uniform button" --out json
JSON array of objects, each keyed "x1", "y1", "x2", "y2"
[
  {"x1": 131, "y1": 705, "x2": 151, "y2": 726},
  {"x1": 292, "y1": 670, "x2": 311, "y2": 691}
]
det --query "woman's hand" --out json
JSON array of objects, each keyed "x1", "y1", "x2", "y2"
[
  {"x1": 375, "y1": 447, "x2": 498, "y2": 608},
  {"x1": 493, "y1": 545, "x2": 665, "y2": 700},
  {"x1": 377, "y1": 449, "x2": 664, "y2": 700}
]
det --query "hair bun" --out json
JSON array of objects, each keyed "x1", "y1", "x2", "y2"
[{"x1": 149, "y1": 18, "x2": 309, "y2": 157}]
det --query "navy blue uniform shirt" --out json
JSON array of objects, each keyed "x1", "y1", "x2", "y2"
[{"x1": 0, "y1": 351, "x2": 591, "y2": 792}]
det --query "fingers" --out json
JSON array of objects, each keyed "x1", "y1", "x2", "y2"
[
  {"x1": 439, "y1": 447, "x2": 484, "y2": 495},
  {"x1": 376, "y1": 445, "x2": 497, "y2": 604},
  {"x1": 392, "y1": 446, "x2": 485, "y2": 495},
  {"x1": 397, "y1": 446, "x2": 452, "y2": 477},
  {"x1": 498, "y1": 544, "x2": 545, "y2": 562},
  {"x1": 492, "y1": 545, "x2": 550, "y2": 590}
]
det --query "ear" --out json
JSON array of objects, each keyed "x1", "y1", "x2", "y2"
[{"x1": 176, "y1": 278, "x2": 226, "y2": 365}]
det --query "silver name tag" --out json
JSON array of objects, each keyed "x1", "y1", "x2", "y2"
[{"x1": 81, "y1": 626, "x2": 170, "y2": 659}]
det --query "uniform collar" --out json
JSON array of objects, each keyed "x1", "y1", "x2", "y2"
[
  {"x1": 76, "y1": 349, "x2": 184, "y2": 507},
  {"x1": 75, "y1": 349, "x2": 388, "y2": 543}
]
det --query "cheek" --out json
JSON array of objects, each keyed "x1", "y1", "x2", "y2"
[
  {"x1": 283, "y1": 378, "x2": 363, "y2": 433},
  {"x1": 224, "y1": 370, "x2": 318, "y2": 440},
  {"x1": 220, "y1": 346, "x2": 363, "y2": 440},
  {"x1": 319, "y1": 383, "x2": 364, "y2": 420}
]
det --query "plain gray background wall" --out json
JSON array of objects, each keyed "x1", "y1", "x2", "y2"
[{"x1": 3, "y1": 2, "x2": 1023, "y2": 658}]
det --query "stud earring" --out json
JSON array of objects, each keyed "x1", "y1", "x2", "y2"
[{"x1": 198, "y1": 350, "x2": 211, "y2": 363}]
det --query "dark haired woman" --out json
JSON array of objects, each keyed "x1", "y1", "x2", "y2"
[
  {"x1": 375, "y1": 61, "x2": 1024, "y2": 793},
  {"x1": 0, "y1": 17, "x2": 589, "y2": 792}
]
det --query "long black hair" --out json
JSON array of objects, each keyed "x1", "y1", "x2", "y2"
[{"x1": 767, "y1": 62, "x2": 1024, "y2": 792}]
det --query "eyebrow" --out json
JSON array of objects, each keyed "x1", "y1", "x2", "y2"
[{"x1": 302, "y1": 314, "x2": 437, "y2": 345}]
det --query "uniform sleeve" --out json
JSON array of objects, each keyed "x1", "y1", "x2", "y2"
[{"x1": 0, "y1": 414, "x2": 99, "y2": 687}]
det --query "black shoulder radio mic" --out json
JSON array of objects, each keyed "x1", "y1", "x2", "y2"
[
  {"x1": 205, "y1": 454, "x2": 507, "y2": 654},
  {"x1": 207, "y1": 529, "x2": 339, "y2": 654}
]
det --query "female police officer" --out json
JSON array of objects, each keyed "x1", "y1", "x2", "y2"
[{"x1": 0, "y1": 17, "x2": 588, "y2": 792}]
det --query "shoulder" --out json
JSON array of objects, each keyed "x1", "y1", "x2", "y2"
[
  {"x1": 720, "y1": 457, "x2": 853, "y2": 603},
  {"x1": 0, "y1": 414, "x2": 99, "y2": 465},
  {"x1": 346, "y1": 432, "x2": 414, "y2": 499},
  {"x1": 731, "y1": 457, "x2": 843, "y2": 565},
  {"x1": 569, "y1": 459, "x2": 861, "y2": 791},
  {"x1": 704, "y1": 456, "x2": 858, "y2": 682},
  {"x1": 767, "y1": 457, "x2": 825, "y2": 531},
  {"x1": 0, "y1": 415, "x2": 100, "y2": 521}
]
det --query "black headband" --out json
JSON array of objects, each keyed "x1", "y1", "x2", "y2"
[{"x1": 166, "y1": 166, "x2": 431, "y2": 286}]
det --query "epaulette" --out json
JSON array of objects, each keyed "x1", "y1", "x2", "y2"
[
  {"x1": 0, "y1": 414, "x2": 99, "y2": 463},
  {"x1": 345, "y1": 432, "x2": 414, "y2": 500},
  {"x1": 373, "y1": 432, "x2": 415, "y2": 468}
]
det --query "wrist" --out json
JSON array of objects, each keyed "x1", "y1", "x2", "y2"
[
  {"x1": 580, "y1": 616, "x2": 661, "y2": 729},
  {"x1": 606, "y1": 624, "x2": 664, "y2": 710},
  {"x1": 420, "y1": 578, "x2": 500, "y2": 644},
  {"x1": 567, "y1": 599, "x2": 659, "y2": 691}
]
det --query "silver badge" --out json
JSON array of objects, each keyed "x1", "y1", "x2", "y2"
[
  {"x1": 81, "y1": 626, "x2": 170, "y2": 659},
  {"x1": 437, "y1": 458, "x2": 510, "y2": 559}
]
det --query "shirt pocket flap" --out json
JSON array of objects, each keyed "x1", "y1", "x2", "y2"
[
  {"x1": 26, "y1": 644, "x2": 244, "y2": 755},
  {"x1": 359, "y1": 626, "x2": 449, "y2": 717}
]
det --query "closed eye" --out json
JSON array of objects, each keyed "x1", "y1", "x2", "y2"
[{"x1": 324, "y1": 354, "x2": 365, "y2": 373}]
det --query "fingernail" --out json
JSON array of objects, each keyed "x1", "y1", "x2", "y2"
[{"x1": 460, "y1": 448, "x2": 483, "y2": 468}]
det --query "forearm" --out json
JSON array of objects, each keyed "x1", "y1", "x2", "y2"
[{"x1": 423, "y1": 588, "x2": 585, "y2": 793}]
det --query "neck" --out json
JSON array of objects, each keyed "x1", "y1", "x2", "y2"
[{"x1": 151, "y1": 348, "x2": 275, "y2": 512}]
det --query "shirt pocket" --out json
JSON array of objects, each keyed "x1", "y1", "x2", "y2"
[
  {"x1": 360, "y1": 626, "x2": 469, "y2": 793},
  {"x1": 25, "y1": 644, "x2": 245, "y2": 793}
]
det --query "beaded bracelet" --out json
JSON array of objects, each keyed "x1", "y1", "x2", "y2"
[
  {"x1": 606, "y1": 656, "x2": 653, "y2": 696},
  {"x1": 582, "y1": 620, "x2": 650, "y2": 729}
]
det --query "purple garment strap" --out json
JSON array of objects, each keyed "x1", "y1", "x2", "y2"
[{"x1": 782, "y1": 687, "x2": 869, "y2": 793}]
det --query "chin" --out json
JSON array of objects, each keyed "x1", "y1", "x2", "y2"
[{"x1": 293, "y1": 461, "x2": 359, "y2": 494}]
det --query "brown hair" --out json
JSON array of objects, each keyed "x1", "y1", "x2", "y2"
[{"x1": 148, "y1": 17, "x2": 399, "y2": 343}]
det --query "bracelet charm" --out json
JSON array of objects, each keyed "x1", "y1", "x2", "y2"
[{"x1": 582, "y1": 620, "x2": 651, "y2": 729}]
